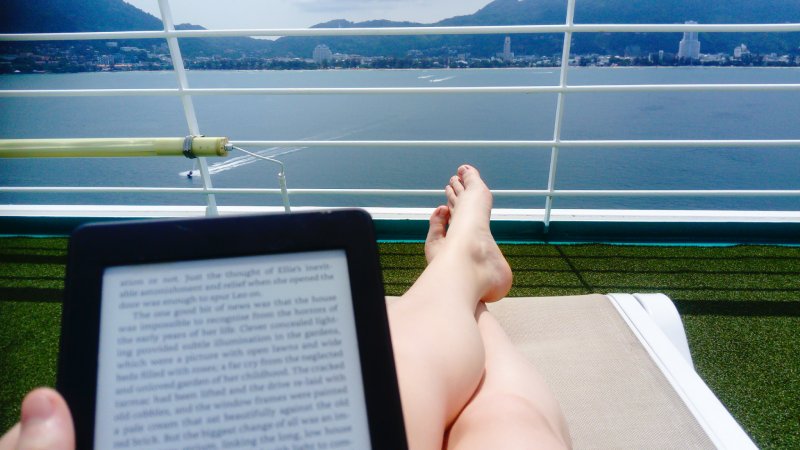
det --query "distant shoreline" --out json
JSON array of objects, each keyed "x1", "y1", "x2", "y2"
[{"x1": 4, "y1": 64, "x2": 800, "y2": 76}]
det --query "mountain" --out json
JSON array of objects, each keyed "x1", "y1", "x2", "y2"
[
  {"x1": 0, "y1": 0, "x2": 271, "y2": 57},
  {"x1": 1, "y1": 0, "x2": 162, "y2": 34},
  {"x1": 2, "y1": 0, "x2": 798, "y2": 59},
  {"x1": 169, "y1": 24, "x2": 272, "y2": 58},
  {"x1": 270, "y1": 20, "x2": 440, "y2": 58},
  {"x1": 273, "y1": 0, "x2": 800, "y2": 58}
]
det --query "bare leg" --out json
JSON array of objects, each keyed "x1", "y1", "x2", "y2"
[
  {"x1": 446, "y1": 303, "x2": 571, "y2": 450},
  {"x1": 388, "y1": 165, "x2": 512, "y2": 449},
  {"x1": 419, "y1": 175, "x2": 571, "y2": 449}
]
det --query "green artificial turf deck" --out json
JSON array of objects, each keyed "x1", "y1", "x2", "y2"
[{"x1": 1, "y1": 237, "x2": 798, "y2": 448}]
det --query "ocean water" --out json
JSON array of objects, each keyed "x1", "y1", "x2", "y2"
[{"x1": 1, "y1": 67, "x2": 799, "y2": 210}]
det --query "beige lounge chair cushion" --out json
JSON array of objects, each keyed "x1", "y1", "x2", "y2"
[{"x1": 387, "y1": 294, "x2": 714, "y2": 449}]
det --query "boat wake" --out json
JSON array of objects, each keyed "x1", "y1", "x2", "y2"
[
  {"x1": 430, "y1": 76, "x2": 455, "y2": 83},
  {"x1": 178, "y1": 119, "x2": 394, "y2": 177},
  {"x1": 208, "y1": 148, "x2": 299, "y2": 174}
]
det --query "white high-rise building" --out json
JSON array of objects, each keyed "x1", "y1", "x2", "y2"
[
  {"x1": 502, "y1": 36, "x2": 513, "y2": 62},
  {"x1": 313, "y1": 44, "x2": 333, "y2": 64},
  {"x1": 677, "y1": 21, "x2": 701, "y2": 60},
  {"x1": 734, "y1": 43, "x2": 750, "y2": 58}
]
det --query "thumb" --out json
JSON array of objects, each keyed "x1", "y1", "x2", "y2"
[{"x1": 16, "y1": 388, "x2": 75, "y2": 450}]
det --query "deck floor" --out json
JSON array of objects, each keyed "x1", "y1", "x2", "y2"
[{"x1": 1, "y1": 237, "x2": 798, "y2": 448}]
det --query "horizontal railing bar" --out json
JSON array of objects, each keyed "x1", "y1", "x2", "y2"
[
  {"x1": 0, "y1": 88, "x2": 177, "y2": 97},
  {"x1": 560, "y1": 139, "x2": 800, "y2": 148},
  {"x1": 538, "y1": 190, "x2": 800, "y2": 197},
  {"x1": 232, "y1": 139, "x2": 800, "y2": 148},
  {"x1": 568, "y1": 84, "x2": 800, "y2": 93},
  {"x1": 3, "y1": 84, "x2": 800, "y2": 98},
  {"x1": 0, "y1": 187, "x2": 443, "y2": 196},
  {"x1": 2, "y1": 187, "x2": 799, "y2": 197},
  {"x1": 2, "y1": 23, "x2": 800, "y2": 42}
]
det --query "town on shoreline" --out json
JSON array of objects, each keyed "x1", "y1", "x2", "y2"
[{"x1": 3, "y1": 40, "x2": 799, "y2": 74}]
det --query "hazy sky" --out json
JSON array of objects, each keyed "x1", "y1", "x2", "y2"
[{"x1": 123, "y1": 0, "x2": 494, "y2": 30}]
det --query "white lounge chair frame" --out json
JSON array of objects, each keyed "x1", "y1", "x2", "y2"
[{"x1": 605, "y1": 293, "x2": 756, "y2": 449}]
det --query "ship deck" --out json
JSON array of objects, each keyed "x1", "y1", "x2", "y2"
[
  {"x1": 1, "y1": 233, "x2": 798, "y2": 448},
  {"x1": 3, "y1": 2, "x2": 800, "y2": 446}
]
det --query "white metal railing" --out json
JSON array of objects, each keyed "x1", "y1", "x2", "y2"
[
  {"x1": 3, "y1": 24, "x2": 800, "y2": 41},
  {"x1": 1, "y1": 0, "x2": 799, "y2": 228},
  {"x1": 4, "y1": 187, "x2": 799, "y2": 197},
  {"x1": 544, "y1": 0, "x2": 577, "y2": 229},
  {"x1": 4, "y1": 84, "x2": 800, "y2": 97},
  {"x1": 231, "y1": 140, "x2": 800, "y2": 148},
  {"x1": 155, "y1": 0, "x2": 218, "y2": 215}
]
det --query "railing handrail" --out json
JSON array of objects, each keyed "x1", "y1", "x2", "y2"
[
  {"x1": 229, "y1": 139, "x2": 800, "y2": 148},
  {"x1": 3, "y1": 84, "x2": 800, "y2": 98},
  {"x1": 2, "y1": 186, "x2": 799, "y2": 198},
  {"x1": 2, "y1": 22, "x2": 800, "y2": 42}
]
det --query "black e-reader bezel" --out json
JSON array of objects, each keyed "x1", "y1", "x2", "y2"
[{"x1": 57, "y1": 209, "x2": 407, "y2": 450}]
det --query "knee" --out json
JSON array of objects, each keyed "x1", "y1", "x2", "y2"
[
  {"x1": 448, "y1": 394, "x2": 570, "y2": 449},
  {"x1": 460, "y1": 393, "x2": 548, "y2": 427}
]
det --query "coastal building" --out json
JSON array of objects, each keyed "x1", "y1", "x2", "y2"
[
  {"x1": 312, "y1": 44, "x2": 333, "y2": 64},
  {"x1": 677, "y1": 21, "x2": 701, "y2": 60},
  {"x1": 734, "y1": 43, "x2": 750, "y2": 59},
  {"x1": 501, "y1": 36, "x2": 513, "y2": 62}
]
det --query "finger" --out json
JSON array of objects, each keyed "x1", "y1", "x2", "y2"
[{"x1": 16, "y1": 388, "x2": 75, "y2": 450}]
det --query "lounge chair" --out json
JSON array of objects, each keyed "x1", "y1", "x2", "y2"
[{"x1": 389, "y1": 293, "x2": 757, "y2": 449}]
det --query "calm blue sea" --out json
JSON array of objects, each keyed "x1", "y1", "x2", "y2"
[{"x1": 1, "y1": 67, "x2": 799, "y2": 210}]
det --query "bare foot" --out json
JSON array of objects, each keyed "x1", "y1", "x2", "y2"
[{"x1": 435, "y1": 165, "x2": 512, "y2": 302}]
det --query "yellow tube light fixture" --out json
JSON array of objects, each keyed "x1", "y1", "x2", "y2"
[{"x1": 0, "y1": 137, "x2": 230, "y2": 158}]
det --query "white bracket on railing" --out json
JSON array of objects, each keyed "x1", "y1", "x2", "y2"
[
  {"x1": 157, "y1": 0, "x2": 219, "y2": 216},
  {"x1": 230, "y1": 146, "x2": 292, "y2": 213}
]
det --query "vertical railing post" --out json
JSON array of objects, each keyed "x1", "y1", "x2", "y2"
[
  {"x1": 543, "y1": 0, "x2": 577, "y2": 232},
  {"x1": 157, "y1": 0, "x2": 219, "y2": 216}
]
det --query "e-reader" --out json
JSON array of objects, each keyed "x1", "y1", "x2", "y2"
[{"x1": 57, "y1": 210, "x2": 407, "y2": 449}]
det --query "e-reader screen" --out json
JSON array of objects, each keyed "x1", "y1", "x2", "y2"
[{"x1": 94, "y1": 249, "x2": 371, "y2": 449}]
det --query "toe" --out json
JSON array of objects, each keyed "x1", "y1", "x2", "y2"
[
  {"x1": 424, "y1": 206, "x2": 449, "y2": 263},
  {"x1": 458, "y1": 164, "x2": 483, "y2": 189},
  {"x1": 445, "y1": 185, "x2": 457, "y2": 209},
  {"x1": 426, "y1": 206, "x2": 449, "y2": 242},
  {"x1": 450, "y1": 175, "x2": 465, "y2": 195}
]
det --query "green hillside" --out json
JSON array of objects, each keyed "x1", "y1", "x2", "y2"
[
  {"x1": 0, "y1": 0, "x2": 271, "y2": 58},
  {"x1": 3, "y1": 0, "x2": 799, "y2": 59}
]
